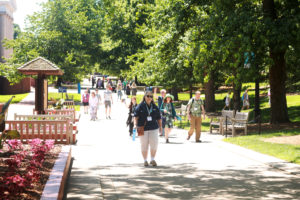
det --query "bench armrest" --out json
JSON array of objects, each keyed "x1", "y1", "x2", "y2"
[{"x1": 231, "y1": 119, "x2": 248, "y2": 123}]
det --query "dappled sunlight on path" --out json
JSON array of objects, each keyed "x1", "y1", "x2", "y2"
[{"x1": 65, "y1": 90, "x2": 300, "y2": 200}]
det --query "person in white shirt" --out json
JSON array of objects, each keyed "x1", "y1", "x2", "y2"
[
  {"x1": 223, "y1": 92, "x2": 231, "y2": 110},
  {"x1": 89, "y1": 92, "x2": 98, "y2": 121},
  {"x1": 95, "y1": 89, "x2": 102, "y2": 119},
  {"x1": 104, "y1": 84, "x2": 113, "y2": 119}
]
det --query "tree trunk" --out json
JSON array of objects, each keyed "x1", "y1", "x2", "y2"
[
  {"x1": 171, "y1": 87, "x2": 179, "y2": 101},
  {"x1": 233, "y1": 82, "x2": 241, "y2": 113},
  {"x1": 135, "y1": 75, "x2": 138, "y2": 85},
  {"x1": 189, "y1": 83, "x2": 193, "y2": 99},
  {"x1": 269, "y1": 51, "x2": 289, "y2": 123},
  {"x1": 263, "y1": 0, "x2": 289, "y2": 123},
  {"x1": 204, "y1": 74, "x2": 215, "y2": 112},
  {"x1": 254, "y1": 76, "x2": 261, "y2": 122}
]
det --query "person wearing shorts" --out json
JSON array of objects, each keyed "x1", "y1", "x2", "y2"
[
  {"x1": 134, "y1": 91, "x2": 162, "y2": 167},
  {"x1": 95, "y1": 89, "x2": 102, "y2": 119},
  {"x1": 82, "y1": 89, "x2": 89, "y2": 114},
  {"x1": 116, "y1": 80, "x2": 123, "y2": 101},
  {"x1": 242, "y1": 89, "x2": 250, "y2": 110},
  {"x1": 160, "y1": 94, "x2": 177, "y2": 143},
  {"x1": 104, "y1": 84, "x2": 113, "y2": 119},
  {"x1": 223, "y1": 91, "x2": 231, "y2": 110}
]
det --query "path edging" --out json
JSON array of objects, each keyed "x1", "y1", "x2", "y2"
[{"x1": 41, "y1": 145, "x2": 72, "y2": 200}]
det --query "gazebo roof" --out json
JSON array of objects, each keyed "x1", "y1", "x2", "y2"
[{"x1": 18, "y1": 57, "x2": 63, "y2": 75}]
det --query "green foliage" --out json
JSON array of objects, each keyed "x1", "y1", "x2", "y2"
[
  {"x1": 98, "y1": 0, "x2": 149, "y2": 76},
  {"x1": 224, "y1": 129, "x2": 300, "y2": 164},
  {"x1": 0, "y1": 129, "x2": 20, "y2": 149},
  {"x1": 3, "y1": 0, "x2": 103, "y2": 82}
]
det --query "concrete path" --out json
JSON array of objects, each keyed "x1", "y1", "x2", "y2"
[
  {"x1": 5, "y1": 88, "x2": 300, "y2": 199},
  {"x1": 64, "y1": 90, "x2": 300, "y2": 200}
]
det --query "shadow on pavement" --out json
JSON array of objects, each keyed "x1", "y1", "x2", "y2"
[{"x1": 99, "y1": 163, "x2": 300, "y2": 200}]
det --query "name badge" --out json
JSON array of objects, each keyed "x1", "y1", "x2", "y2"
[
  {"x1": 194, "y1": 107, "x2": 198, "y2": 111},
  {"x1": 147, "y1": 116, "x2": 152, "y2": 121}
]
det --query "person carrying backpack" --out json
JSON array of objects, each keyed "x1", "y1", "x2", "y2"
[
  {"x1": 223, "y1": 91, "x2": 231, "y2": 110},
  {"x1": 242, "y1": 89, "x2": 250, "y2": 110},
  {"x1": 160, "y1": 94, "x2": 178, "y2": 143},
  {"x1": 186, "y1": 91, "x2": 206, "y2": 142}
]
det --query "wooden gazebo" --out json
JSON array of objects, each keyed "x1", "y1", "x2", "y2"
[{"x1": 18, "y1": 57, "x2": 63, "y2": 114}]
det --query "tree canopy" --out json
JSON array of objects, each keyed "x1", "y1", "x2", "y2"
[{"x1": 1, "y1": 0, "x2": 299, "y2": 123}]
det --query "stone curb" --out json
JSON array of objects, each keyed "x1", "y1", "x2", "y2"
[
  {"x1": 41, "y1": 145, "x2": 72, "y2": 200},
  {"x1": 216, "y1": 140, "x2": 300, "y2": 176}
]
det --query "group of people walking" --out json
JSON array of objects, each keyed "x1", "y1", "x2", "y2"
[
  {"x1": 91, "y1": 76, "x2": 105, "y2": 89},
  {"x1": 117, "y1": 79, "x2": 138, "y2": 100},
  {"x1": 82, "y1": 84, "x2": 113, "y2": 120},
  {"x1": 223, "y1": 89, "x2": 250, "y2": 110},
  {"x1": 85, "y1": 81, "x2": 255, "y2": 167}
]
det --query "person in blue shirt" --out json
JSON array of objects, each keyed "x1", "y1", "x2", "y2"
[
  {"x1": 160, "y1": 94, "x2": 177, "y2": 143},
  {"x1": 134, "y1": 91, "x2": 162, "y2": 167}
]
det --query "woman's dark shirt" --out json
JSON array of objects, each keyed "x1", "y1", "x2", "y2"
[{"x1": 134, "y1": 101, "x2": 161, "y2": 131}]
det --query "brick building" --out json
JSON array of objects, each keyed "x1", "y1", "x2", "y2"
[
  {"x1": 0, "y1": 0, "x2": 16, "y2": 62},
  {"x1": 0, "y1": 0, "x2": 30, "y2": 95}
]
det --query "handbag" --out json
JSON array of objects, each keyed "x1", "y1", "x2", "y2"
[
  {"x1": 137, "y1": 121, "x2": 147, "y2": 136},
  {"x1": 137, "y1": 126, "x2": 145, "y2": 136}
]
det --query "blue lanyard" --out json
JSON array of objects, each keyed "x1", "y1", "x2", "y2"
[{"x1": 145, "y1": 102, "x2": 153, "y2": 116}]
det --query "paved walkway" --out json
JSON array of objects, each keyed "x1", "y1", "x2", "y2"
[
  {"x1": 64, "y1": 90, "x2": 300, "y2": 200},
  {"x1": 5, "y1": 88, "x2": 300, "y2": 199}
]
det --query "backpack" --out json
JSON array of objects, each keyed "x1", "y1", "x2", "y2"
[{"x1": 186, "y1": 98, "x2": 195, "y2": 114}]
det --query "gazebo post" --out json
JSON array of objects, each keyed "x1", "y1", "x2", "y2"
[
  {"x1": 17, "y1": 57, "x2": 63, "y2": 115},
  {"x1": 35, "y1": 74, "x2": 47, "y2": 114}
]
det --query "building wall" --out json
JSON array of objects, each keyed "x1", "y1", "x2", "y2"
[
  {"x1": 0, "y1": 76, "x2": 31, "y2": 95},
  {"x1": 0, "y1": 0, "x2": 16, "y2": 62}
]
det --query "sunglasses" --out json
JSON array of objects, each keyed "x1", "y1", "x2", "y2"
[{"x1": 146, "y1": 95, "x2": 153, "y2": 98}]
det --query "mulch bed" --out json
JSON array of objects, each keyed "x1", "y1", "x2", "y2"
[
  {"x1": 0, "y1": 145, "x2": 62, "y2": 200},
  {"x1": 247, "y1": 122, "x2": 300, "y2": 133},
  {"x1": 263, "y1": 135, "x2": 300, "y2": 145}
]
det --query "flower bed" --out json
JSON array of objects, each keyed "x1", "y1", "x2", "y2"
[{"x1": 0, "y1": 139, "x2": 62, "y2": 199}]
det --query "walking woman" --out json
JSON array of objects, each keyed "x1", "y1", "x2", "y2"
[
  {"x1": 117, "y1": 80, "x2": 123, "y2": 101},
  {"x1": 160, "y1": 94, "x2": 177, "y2": 143},
  {"x1": 131, "y1": 82, "x2": 137, "y2": 96},
  {"x1": 126, "y1": 83, "x2": 131, "y2": 96},
  {"x1": 82, "y1": 89, "x2": 89, "y2": 114},
  {"x1": 127, "y1": 96, "x2": 137, "y2": 136},
  {"x1": 134, "y1": 91, "x2": 162, "y2": 167},
  {"x1": 89, "y1": 92, "x2": 98, "y2": 121}
]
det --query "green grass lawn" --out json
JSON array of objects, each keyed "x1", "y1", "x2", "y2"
[
  {"x1": 0, "y1": 93, "x2": 29, "y2": 104},
  {"x1": 223, "y1": 129, "x2": 300, "y2": 165},
  {"x1": 175, "y1": 87, "x2": 300, "y2": 128}
]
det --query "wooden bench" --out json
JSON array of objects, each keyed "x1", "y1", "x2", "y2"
[
  {"x1": 227, "y1": 112, "x2": 249, "y2": 136},
  {"x1": 14, "y1": 113, "x2": 74, "y2": 122},
  {"x1": 209, "y1": 110, "x2": 234, "y2": 135},
  {"x1": 5, "y1": 120, "x2": 74, "y2": 144},
  {"x1": 48, "y1": 100, "x2": 75, "y2": 109},
  {"x1": 33, "y1": 109, "x2": 80, "y2": 123}
]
